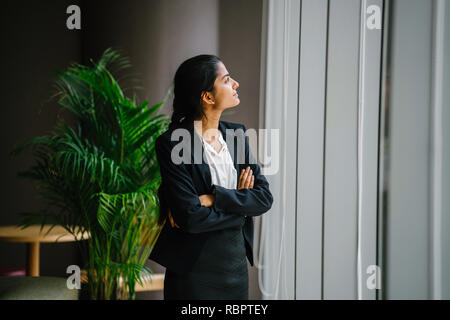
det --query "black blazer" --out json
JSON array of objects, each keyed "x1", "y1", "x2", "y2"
[{"x1": 148, "y1": 118, "x2": 273, "y2": 274}]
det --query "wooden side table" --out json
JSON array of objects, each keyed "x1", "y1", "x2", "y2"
[{"x1": 0, "y1": 225, "x2": 90, "y2": 277}]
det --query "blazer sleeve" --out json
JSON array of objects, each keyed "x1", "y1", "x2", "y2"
[
  {"x1": 155, "y1": 133, "x2": 245, "y2": 234},
  {"x1": 212, "y1": 125, "x2": 273, "y2": 217}
]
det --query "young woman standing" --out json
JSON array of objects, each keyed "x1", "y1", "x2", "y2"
[{"x1": 150, "y1": 54, "x2": 273, "y2": 300}]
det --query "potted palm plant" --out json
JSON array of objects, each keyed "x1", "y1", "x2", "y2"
[{"x1": 11, "y1": 48, "x2": 170, "y2": 300}]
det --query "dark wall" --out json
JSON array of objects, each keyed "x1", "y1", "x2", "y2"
[
  {"x1": 0, "y1": 0, "x2": 83, "y2": 276},
  {"x1": 81, "y1": 0, "x2": 220, "y2": 113},
  {"x1": 218, "y1": 0, "x2": 263, "y2": 131}
]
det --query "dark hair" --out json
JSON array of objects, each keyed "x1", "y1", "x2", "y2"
[
  {"x1": 169, "y1": 54, "x2": 222, "y2": 128},
  {"x1": 158, "y1": 55, "x2": 221, "y2": 226}
]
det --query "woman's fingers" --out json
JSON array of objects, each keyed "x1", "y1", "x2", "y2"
[
  {"x1": 168, "y1": 209, "x2": 179, "y2": 228},
  {"x1": 238, "y1": 167, "x2": 248, "y2": 189},
  {"x1": 168, "y1": 210, "x2": 175, "y2": 227},
  {"x1": 238, "y1": 166, "x2": 253, "y2": 189},
  {"x1": 244, "y1": 168, "x2": 252, "y2": 188},
  {"x1": 198, "y1": 194, "x2": 206, "y2": 206},
  {"x1": 247, "y1": 170, "x2": 254, "y2": 189},
  {"x1": 198, "y1": 194, "x2": 213, "y2": 207}
]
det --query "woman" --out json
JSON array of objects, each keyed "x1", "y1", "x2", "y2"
[{"x1": 150, "y1": 54, "x2": 273, "y2": 300}]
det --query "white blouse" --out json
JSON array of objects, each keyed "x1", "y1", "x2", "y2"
[{"x1": 197, "y1": 130, "x2": 237, "y2": 190}]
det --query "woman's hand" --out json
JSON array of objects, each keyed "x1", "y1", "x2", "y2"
[
  {"x1": 238, "y1": 166, "x2": 254, "y2": 190},
  {"x1": 167, "y1": 193, "x2": 215, "y2": 228},
  {"x1": 168, "y1": 209, "x2": 180, "y2": 228},
  {"x1": 168, "y1": 168, "x2": 253, "y2": 228},
  {"x1": 199, "y1": 194, "x2": 215, "y2": 207}
]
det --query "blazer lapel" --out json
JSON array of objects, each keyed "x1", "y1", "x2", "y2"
[
  {"x1": 218, "y1": 121, "x2": 241, "y2": 189},
  {"x1": 179, "y1": 119, "x2": 240, "y2": 189},
  {"x1": 218, "y1": 120, "x2": 239, "y2": 173}
]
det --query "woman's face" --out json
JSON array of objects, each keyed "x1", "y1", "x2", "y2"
[{"x1": 203, "y1": 61, "x2": 240, "y2": 110}]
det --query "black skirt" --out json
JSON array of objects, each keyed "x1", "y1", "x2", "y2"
[{"x1": 163, "y1": 224, "x2": 249, "y2": 300}]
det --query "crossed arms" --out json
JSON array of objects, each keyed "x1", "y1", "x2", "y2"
[{"x1": 155, "y1": 125, "x2": 273, "y2": 234}]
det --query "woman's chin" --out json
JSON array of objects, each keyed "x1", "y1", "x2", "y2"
[{"x1": 223, "y1": 100, "x2": 240, "y2": 110}]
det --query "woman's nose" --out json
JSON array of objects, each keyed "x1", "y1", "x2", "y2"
[{"x1": 233, "y1": 80, "x2": 239, "y2": 89}]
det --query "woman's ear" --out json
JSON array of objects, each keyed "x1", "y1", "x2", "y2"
[{"x1": 201, "y1": 91, "x2": 215, "y2": 105}]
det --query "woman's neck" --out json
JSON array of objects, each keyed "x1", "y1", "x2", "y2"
[{"x1": 194, "y1": 115, "x2": 221, "y2": 143}]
